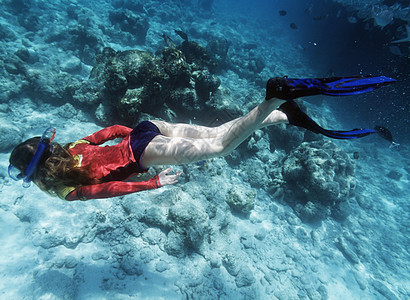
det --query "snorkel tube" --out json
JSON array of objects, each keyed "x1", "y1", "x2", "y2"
[{"x1": 9, "y1": 127, "x2": 56, "y2": 188}]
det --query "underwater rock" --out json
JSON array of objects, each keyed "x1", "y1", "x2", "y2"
[
  {"x1": 372, "y1": 280, "x2": 399, "y2": 300},
  {"x1": 169, "y1": 88, "x2": 199, "y2": 112},
  {"x1": 282, "y1": 140, "x2": 356, "y2": 222},
  {"x1": 6, "y1": 0, "x2": 31, "y2": 14},
  {"x1": 76, "y1": 46, "x2": 224, "y2": 125},
  {"x1": 247, "y1": 56, "x2": 266, "y2": 74},
  {"x1": 295, "y1": 201, "x2": 330, "y2": 223},
  {"x1": 4, "y1": 54, "x2": 26, "y2": 75},
  {"x1": 229, "y1": 51, "x2": 266, "y2": 81},
  {"x1": 206, "y1": 39, "x2": 229, "y2": 59},
  {"x1": 160, "y1": 47, "x2": 191, "y2": 87},
  {"x1": 66, "y1": 25, "x2": 102, "y2": 64},
  {"x1": 335, "y1": 236, "x2": 359, "y2": 264},
  {"x1": 101, "y1": 50, "x2": 161, "y2": 93},
  {"x1": 165, "y1": 230, "x2": 186, "y2": 258},
  {"x1": 28, "y1": 70, "x2": 80, "y2": 104},
  {"x1": 120, "y1": 255, "x2": 143, "y2": 276},
  {"x1": 222, "y1": 253, "x2": 240, "y2": 276},
  {"x1": 72, "y1": 79, "x2": 104, "y2": 105},
  {"x1": 155, "y1": 260, "x2": 170, "y2": 273},
  {"x1": 178, "y1": 41, "x2": 217, "y2": 72},
  {"x1": 141, "y1": 228, "x2": 165, "y2": 245},
  {"x1": 139, "y1": 206, "x2": 168, "y2": 229},
  {"x1": 206, "y1": 38, "x2": 230, "y2": 70},
  {"x1": 64, "y1": 256, "x2": 78, "y2": 269},
  {"x1": 166, "y1": 198, "x2": 209, "y2": 256},
  {"x1": 61, "y1": 56, "x2": 82, "y2": 74},
  {"x1": 0, "y1": 124, "x2": 23, "y2": 152},
  {"x1": 192, "y1": 69, "x2": 221, "y2": 100},
  {"x1": 34, "y1": 270, "x2": 76, "y2": 300},
  {"x1": 206, "y1": 87, "x2": 241, "y2": 116},
  {"x1": 0, "y1": 23, "x2": 17, "y2": 41},
  {"x1": 387, "y1": 170, "x2": 402, "y2": 181},
  {"x1": 235, "y1": 266, "x2": 255, "y2": 288},
  {"x1": 14, "y1": 48, "x2": 30, "y2": 62},
  {"x1": 109, "y1": 9, "x2": 149, "y2": 44},
  {"x1": 88, "y1": 48, "x2": 166, "y2": 122},
  {"x1": 225, "y1": 187, "x2": 256, "y2": 216},
  {"x1": 56, "y1": 103, "x2": 77, "y2": 119}
]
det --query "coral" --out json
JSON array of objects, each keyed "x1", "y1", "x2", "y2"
[
  {"x1": 75, "y1": 46, "x2": 225, "y2": 125},
  {"x1": 165, "y1": 198, "x2": 209, "y2": 257},
  {"x1": 192, "y1": 69, "x2": 221, "y2": 100},
  {"x1": 160, "y1": 47, "x2": 191, "y2": 87},
  {"x1": 206, "y1": 38, "x2": 230, "y2": 71},
  {"x1": 281, "y1": 140, "x2": 356, "y2": 222},
  {"x1": 108, "y1": 9, "x2": 149, "y2": 44},
  {"x1": 4, "y1": 55, "x2": 26, "y2": 75},
  {"x1": 0, "y1": 124, "x2": 23, "y2": 152},
  {"x1": 177, "y1": 41, "x2": 218, "y2": 72},
  {"x1": 235, "y1": 266, "x2": 255, "y2": 288},
  {"x1": 225, "y1": 187, "x2": 256, "y2": 216}
]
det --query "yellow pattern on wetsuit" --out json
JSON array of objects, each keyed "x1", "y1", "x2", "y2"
[{"x1": 55, "y1": 139, "x2": 90, "y2": 200}]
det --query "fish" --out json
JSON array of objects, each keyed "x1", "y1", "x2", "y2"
[
  {"x1": 374, "y1": 125, "x2": 400, "y2": 146},
  {"x1": 290, "y1": 23, "x2": 298, "y2": 30},
  {"x1": 279, "y1": 10, "x2": 287, "y2": 16},
  {"x1": 353, "y1": 152, "x2": 360, "y2": 160},
  {"x1": 162, "y1": 34, "x2": 176, "y2": 48},
  {"x1": 175, "y1": 29, "x2": 188, "y2": 42}
]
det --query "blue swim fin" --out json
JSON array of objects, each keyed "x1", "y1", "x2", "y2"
[
  {"x1": 266, "y1": 75, "x2": 396, "y2": 100},
  {"x1": 318, "y1": 127, "x2": 377, "y2": 140},
  {"x1": 278, "y1": 101, "x2": 377, "y2": 140}
]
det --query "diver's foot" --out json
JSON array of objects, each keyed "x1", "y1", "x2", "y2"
[
  {"x1": 265, "y1": 77, "x2": 305, "y2": 100},
  {"x1": 265, "y1": 77, "x2": 287, "y2": 100},
  {"x1": 278, "y1": 100, "x2": 321, "y2": 133},
  {"x1": 260, "y1": 110, "x2": 289, "y2": 127}
]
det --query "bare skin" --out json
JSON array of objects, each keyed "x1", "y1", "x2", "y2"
[{"x1": 141, "y1": 98, "x2": 288, "y2": 168}]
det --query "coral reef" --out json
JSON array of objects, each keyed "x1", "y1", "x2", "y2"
[
  {"x1": 75, "y1": 44, "x2": 223, "y2": 125},
  {"x1": 225, "y1": 187, "x2": 256, "y2": 216},
  {"x1": 281, "y1": 140, "x2": 356, "y2": 222},
  {"x1": 108, "y1": 9, "x2": 149, "y2": 44}
]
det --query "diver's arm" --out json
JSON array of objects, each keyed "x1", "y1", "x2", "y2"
[
  {"x1": 65, "y1": 176, "x2": 161, "y2": 201},
  {"x1": 82, "y1": 125, "x2": 133, "y2": 145}
]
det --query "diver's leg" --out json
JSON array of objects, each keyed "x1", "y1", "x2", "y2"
[
  {"x1": 150, "y1": 119, "x2": 236, "y2": 139},
  {"x1": 151, "y1": 108, "x2": 289, "y2": 139},
  {"x1": 141, "y1": 98, "x2": 284, "y2": 167}
]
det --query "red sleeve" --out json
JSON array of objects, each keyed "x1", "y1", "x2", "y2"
[
  {"x1": 65, "y1": 176, "x2": 161, "y2": 201},
  {"x1": 83, "y1": 125, "x2": 133, "y2": 145}
]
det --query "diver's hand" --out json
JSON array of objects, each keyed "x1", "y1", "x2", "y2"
[{"x1": 158, "y1": 167, "x2": 182, "y2": 186}]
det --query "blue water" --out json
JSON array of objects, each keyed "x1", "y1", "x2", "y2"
[{"x1": 0, "y1": 0, "x2": 409, "y2": 299}]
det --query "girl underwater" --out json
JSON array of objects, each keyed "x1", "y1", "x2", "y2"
[{"x1": 8, "y1": 76, "x2": 397, "y2": 201}]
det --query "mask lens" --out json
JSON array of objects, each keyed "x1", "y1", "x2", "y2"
[{"x1": 8, "y1": 164, "x2": 24, "y2": 181}]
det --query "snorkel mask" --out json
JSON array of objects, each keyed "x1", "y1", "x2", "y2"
[{"x1": 8, "y1": 127, "x2": 56, "y2": 188}]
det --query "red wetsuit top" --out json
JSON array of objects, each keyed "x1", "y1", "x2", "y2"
[{"x1": 57, "y1": 125, "x2": 160, "y2": 201}]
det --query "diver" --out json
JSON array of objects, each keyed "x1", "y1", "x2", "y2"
[{"x1": 8, "y1": 75, "x2": 396, "y2": 201}]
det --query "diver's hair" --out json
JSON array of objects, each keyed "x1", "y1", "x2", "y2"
[{"x1": 9, "y1": 137, "x2": 96, "y2": 195}]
